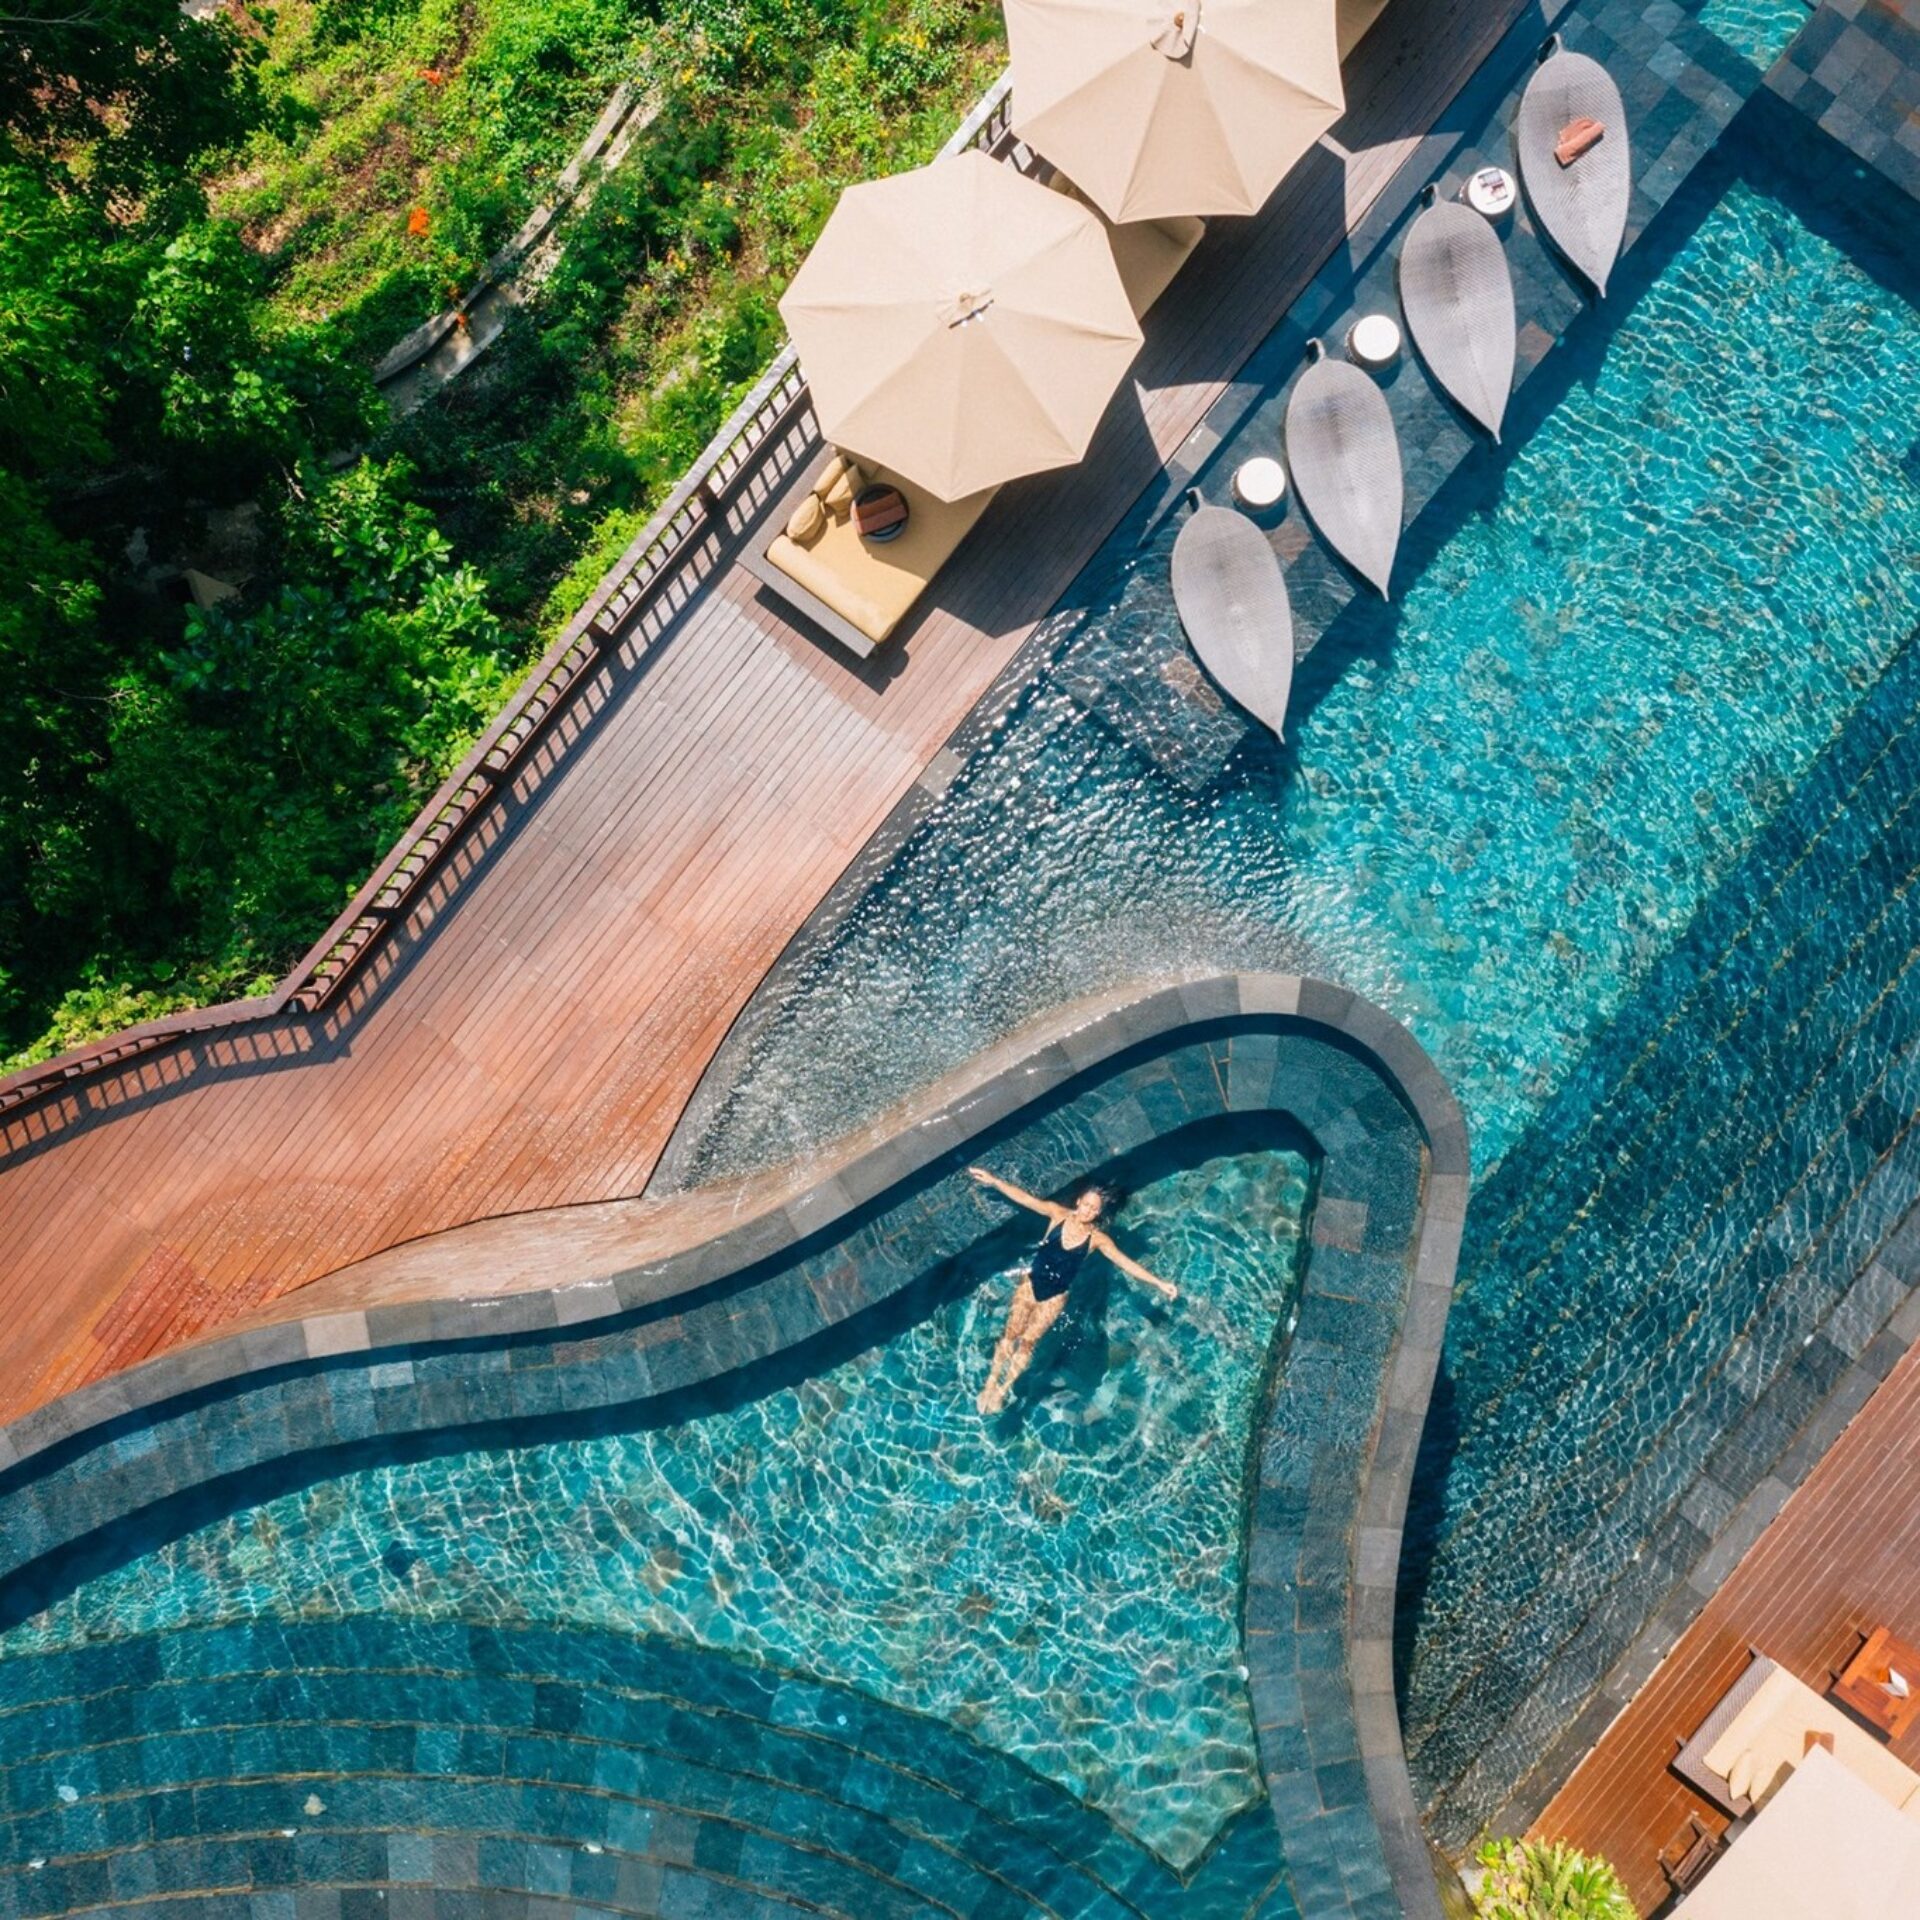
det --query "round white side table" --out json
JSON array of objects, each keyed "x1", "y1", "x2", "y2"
[
  {"x1": 1347, "y1": 312, "x2": 1403, "y2": 370},
  {"x1": 1232, "y1": 456, "x2": 1287, "y2": 511},
  {"x1": 1464, "y1": 165, "x2": 1516, "y2": 220}
]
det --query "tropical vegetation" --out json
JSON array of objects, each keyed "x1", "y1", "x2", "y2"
[
  {"x1": 0, "y1": 0, "x2": 1002, "y2": 1072},
  {"x1": 1470, "y1": 1838, "x2": 1640, "y2": 1920}
]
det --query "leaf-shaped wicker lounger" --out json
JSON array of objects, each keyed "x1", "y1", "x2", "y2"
[
  {"x1": 1284, "y1": 346, "x2": 1403, "y2": 598},
  {"x1": 1171, "y1": 503, "x2": 1295, "y2": 739},
  {"x1": 1399, "y1": 192, "x2": 1516, "y2": 441},
  {"x1": 1515, "y1": 42, "x2": 1630, "y2": 296}
]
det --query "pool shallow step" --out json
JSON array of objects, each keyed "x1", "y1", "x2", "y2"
[
  {"x1": 1402, "y1": 631, "x2": 1920, "y2": 1844},
  {"x1": 0, "y1": 1621, "x2": 1298, "y2": 1920}
]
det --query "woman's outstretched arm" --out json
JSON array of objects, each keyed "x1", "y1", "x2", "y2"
[
  {"x1": 1094, "y1": 1234, "x2": 1179, "y2": 1300},
  {"x1": 968, "y1": 1166, "x2": 1063, "y2": 1219}
]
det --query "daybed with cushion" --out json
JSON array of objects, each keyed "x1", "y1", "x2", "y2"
[
  {"x1": 1673, "y1": 1652, "x2": 1920, "y2": 1820},
  {"x1": 742, "y1": 453, "x2": 999, "y2": 659},
  {"x1": 745, "y1": 185, "x2": 1203, "y2": 660}
]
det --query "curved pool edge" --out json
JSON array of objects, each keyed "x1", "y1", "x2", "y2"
[{"x1": 0, "y1": 973, "x2": 1467, "y2": 1920}]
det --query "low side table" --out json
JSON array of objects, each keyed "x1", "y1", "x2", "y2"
[
  {"x1": 1464, "y1": 165, "x2": 1516, "y2": 221},
  {"x1": 1347, "y1": 312, "x2": 1402, "y2": 371},
  {"x1": 1232, "y1": 456, "x2": 1287, "y2": 511},
  {"x1": 1833, "y1": 1625, "x2": 1920, "y2": 1741}
]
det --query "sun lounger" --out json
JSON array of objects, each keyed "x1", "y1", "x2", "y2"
[
  {"x1": 1171, "y1": 502, "x2": 1296, "y2": 739},
  {"x1": 1284, "y1": 342, "x2": 1404, "y2": 598},
  {"x1": 1673, "y1": 1651, "x2": 1920, "y2": 1820},
  {"x1": 1515, "y1": 40, "x2": 1630, "y2": 296},
  {"x1": 1399, "y1": 189, "x2": 1517, "y2": 442},
  {"x1": 742, "y1": 454, "x2": 999, "y2": 659},
  {"x1": 749, "y1": 180, "x2": 1201, "y2": 660}
]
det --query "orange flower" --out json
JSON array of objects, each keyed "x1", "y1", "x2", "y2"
[
  {"x1": 407, "y1": 206, "x2": 430, "y2": 237},
  {"x1": 421, "y1": 66, "x2": 446, "y2": 84}
]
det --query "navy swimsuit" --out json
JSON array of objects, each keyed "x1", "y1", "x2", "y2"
[{"x1": 1029, "y1": 1220, "x2": 1093, "y2": 1302}]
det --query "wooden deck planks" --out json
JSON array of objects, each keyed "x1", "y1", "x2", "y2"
[
  {"x1": 0, "y1": 0, "x2": 1539, "y2": 1421},
  {"x1": 1535, "y1": 1338, "x2": 1920, "y2": 1914}
]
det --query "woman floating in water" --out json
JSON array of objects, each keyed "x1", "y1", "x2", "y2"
[{"x1": 968, "y1": 1166, "x2": 1179, "y2": 1414}]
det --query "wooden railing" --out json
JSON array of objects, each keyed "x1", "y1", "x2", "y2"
[{"x1": 0, "y1": 72, "x2": 1019, "y2": 1128}]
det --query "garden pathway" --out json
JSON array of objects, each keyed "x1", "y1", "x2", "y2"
[{"x1": 0, "y1": 0, "x2": 1536, "y2": 1421}]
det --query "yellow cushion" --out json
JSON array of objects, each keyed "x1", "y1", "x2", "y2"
[
  {"x1": 768, "y1": 462, "x2": 996, "y2": 645},
  {"x1": 786, "y1": 493, "x2": 827, "y2": 546},
  {"x1": 817, "y1": 455, "x2": 866, "y2": 515},
  {"x1": 1726, "y1": 1749, "x2": 1757, "y2": 1802}
]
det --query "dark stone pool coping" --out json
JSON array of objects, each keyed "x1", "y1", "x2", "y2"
[{"x1": 0, "y1": 975, "x2": 1466, "y2": 1920}]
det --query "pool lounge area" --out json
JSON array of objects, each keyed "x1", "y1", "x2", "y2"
[{"x1": 7, "y1": 0, "x2": 1920, "y2": 1914}]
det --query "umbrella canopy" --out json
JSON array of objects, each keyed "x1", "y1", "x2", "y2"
[
  {"x1": 778, "y1": 150, "x2": 1143, "y2": 502},
  {"x1": 1675, "y1": 1748, "x2": 1920, "y2": 1919},
  {"x1": 1005, "y1": 0, "x2": 1345, "y2": 224}
]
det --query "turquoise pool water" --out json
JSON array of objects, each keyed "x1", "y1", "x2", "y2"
[
  {"x1": 1697, "y1": 0, "x2": 1807, "y2": 69},
  {"x1": 677, "y1": 130, "x2": 1920, "y2": 1192},
  {"x1": 2, "y1": 1144, "x2": 1312, "y2": 1869}
]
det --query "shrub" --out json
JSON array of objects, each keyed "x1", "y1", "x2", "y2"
[{"x1": 1470, "y1": 1838, "x2": 1639, "y2": 1920}]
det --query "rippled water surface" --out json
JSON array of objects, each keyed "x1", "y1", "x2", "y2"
[
  {"x1": 5, "y1": 1147, "x2": 1310, "y2": 1867},
  {"x1": 679, "y1": 142, "x2": 1920, "y2": 1191},
  {"x1": 1696, "y1": 0, "x2": 1807, "y2": 68}
]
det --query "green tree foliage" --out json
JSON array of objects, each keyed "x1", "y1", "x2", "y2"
[
  {"x1": 0, "y1": 0, "x2": 996, "y2": 1069},
  {"x1": 396, "y1": 0, "x2": 999, "y2": 629},
  {"x1": 0, "y1": 0, "x2": 261, "y2": 204},
  {"x1": 101, "y1": 460, "x2": 518, "y2": 985},
  {"x1": 1471, "y1": 1839, "x2": 1640, "y2": 1920},
  {"x1": 129, "y1": 217, "x2": 379, "y2": 477},
  {"x1": 0, "y1": 0, "x2": 504, "y2": 1067}
]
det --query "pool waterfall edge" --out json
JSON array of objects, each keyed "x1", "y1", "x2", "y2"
[{"x1": 0, "y1": 975, "x2": 1465, "y2": 1920}]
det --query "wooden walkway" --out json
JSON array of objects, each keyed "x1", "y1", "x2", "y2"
[
  {"x1": 0, "y1": 0, "x2": 1529, "y2": 1423},
  {"x1": 1535, "y1": 1334, "x2": 1920, "y2": 1915}
]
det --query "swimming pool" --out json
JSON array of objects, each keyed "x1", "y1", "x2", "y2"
[
  {"x1": 675, "y1": 117, "x2": 1920, "y2": 1191},
  {"x1": 665, "y1": 71, "x2": 1920, "y2": 1842},
  {"x1": 3, "y1": 1, "x2": 1912, "y2": 1906},
  {"x1": 3, "y1": 1133, "x2": 1313, "y2": 1869}
]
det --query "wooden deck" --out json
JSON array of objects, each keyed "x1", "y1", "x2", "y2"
[
  {"x1": 0, "y1": 0, "x2": 1534, "y2": 1423},
  {"x1": 1535, "y1": 1334, "x2": 1920, "y2": 1915}
]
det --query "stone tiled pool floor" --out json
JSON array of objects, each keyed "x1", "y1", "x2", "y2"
[
  {"x1": 1403, "y1": 615, "x2": 1920, "y2": 1841},
  {"x1": 0, "y1": 1621, "x2": 1298, "y2": 1920},
  {"x1": 6, "y1": 1138, "x2": 1320, "y2": 1869}
]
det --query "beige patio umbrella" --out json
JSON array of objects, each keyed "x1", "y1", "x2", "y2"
[
  {"x1": 778, "y1": 149, "x2": 1143, "y2": 502},
  {"x1": 1005, "y1": 0, "x2": 1345, "y2": 225}
]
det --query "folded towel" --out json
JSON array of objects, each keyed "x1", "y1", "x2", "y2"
[
  {"x1": 855, "y1": 488, "x2": 908, "y2": 536},
  {"x1": 1554, "y1": 117, "x2": 1604, "y2": 167}
]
